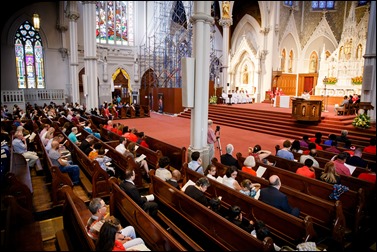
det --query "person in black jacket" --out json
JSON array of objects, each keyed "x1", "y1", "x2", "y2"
[
  {"x1": 226, "y1": 205, "x2": 255, "y2": 233},
  {"x1": 184, "y1": 177, "x2": 211, "y2": 207},
  {"x1": 220, "y1": 143, "x2": 240, "y2": 169},
  {"x1": 120, "y1": 169, "x2": 158, "y2": 217},
  {"x1": 166, "y1": 169, "x2": 181, "y2": 190}
]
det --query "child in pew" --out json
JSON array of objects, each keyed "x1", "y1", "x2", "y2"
[
  {"x1": 95, "y1": 148, "x2": 115, "y2": 177},
  {"x1": 239, "y1": 179, "x2": 261, "y2": 199},
  {"x1": 225, "y1": 205, "x2": 255, "y2": 234}
]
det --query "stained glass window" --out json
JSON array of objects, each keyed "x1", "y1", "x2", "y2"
[
  {"x1": 311, "y1": 1, "x2": 335, "y2": 11},
  {"x1": 96, "y1": 1, "x2": 134, "y2": 46},
  {"x1": 14, "y1": 21, "x2": 45, "y2": 89}
]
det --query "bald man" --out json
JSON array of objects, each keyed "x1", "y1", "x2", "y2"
[
  {"x1": 259, "y1": 175, "x2": 300, "y2": 217},
  {"x1": 166, "y1": 169, "x2": 181, "y2": 190}
]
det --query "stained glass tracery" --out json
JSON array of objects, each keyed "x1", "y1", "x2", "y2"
[{"x1": 14, "y1": 21, "x2": 45, "y2": 89}]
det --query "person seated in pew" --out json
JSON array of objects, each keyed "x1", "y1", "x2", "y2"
[
  {"x1": 48, "y1": 140, "x2": 80, "y2": 185},
  {"x1": 248, "y1": 144, "x2": 274, "y2": 165},
  {"x1": 155, "y1": 156, "x2": 172, "y2": 181},
  {"x1": 259, "y1": 175, "x2": 300, "y2": 217},
  {"x1": 120, "y1": 169, "x2": 158, "y2": 218},
  {"x1": 276, "y1": 140, "x2": 294, "y2": 161},
  {"x1": 79, "y1": 134, "x2": 95, "y2": 156},
  {"x1": 290, "y1": 140, "x2": 303, "y2": 154},
  {"x1": 88, "y1": 142, "x2": 102, "y2": 160},
  {"x1": 204, "y1": 164, "x2": 223, "y2": 183},
  {"x1": 87, "y1": 198, "x2": 146, "y2": 250},
  {"x1": 319, "y1": 161, "x2": 341, "y2": 185},
  {"x1": 336, "y1": 130, "x2": 349, "y2": 143},
  {"x1": 166, "y1": 169, "x2": 181, "y2": 190},
  {"x1": 296, "y1": 159, "x2": 316, "y2": 179},
  {"x1": 123, "y1": 128, "x2": 138, "y2": 143},
  {"x1": 333, "y1": 152, "x2": 351, "y2": 176},
  {"x1": 136, "y1": 131, "x2": 149, "y2": 148},
  {"x1": 242, "y1": 156, "x2": 257, "y2": 176},
  {"x1": 115, "y1": 137, "x2": 127, "y2": 155},
  {"x1": 124, "y1": 142, "x2": 150, "y2": 180},
  {"x1": 184, "y1": 177, "x2": 221, "y2": 212},
  {"x1": 68, "y1": 127, "x2": 81, "y2": 146},
  {"x1": 46, "y1": 134, "x2": 65, "y2": 153},
  {"x1": 325, "y1": 141, "x2": 341, "y2": 154},
  {"x1": 363, "y1": 137, "x2": 376, "y2": 154},
  {"x1": 346, "y1": 148, "x2": 368, "y2": 168},
  {"x1": 221, "y1": 144, "x2": 240, "y2": 169},
  {"x1": 222, "y1": 166, "x2": 242, "y2": 191},
  {"x1": 323, "y1": 134, "x2": 337, "y2": 146},
  {"x1": 95, "y1": 148, "x2": 115, "y2": 177},
  {"x1": 225, "y1": 205, "x2": 255, "y2": 234},
  {"x1": 251, "y1": 220, "x2": 281, "y2": 251},
  {"x1": 299, "y1": 148, "x2": 320, "y2": 168},
  {"x1": 299, "y1": 135, "x2": 310, "y2": 148},
  {"x1": 83, "y1": 121, "x2": 101, "y2": 139},
  {"x1": 357, "y1": 163, "x2": 376, "y2": 183},
  {"x1": 188, "y1": 151, "x2": 204, "y2": 174},
  {"x1": 239, "y1": 179, "x2": 260, "y2": 199}
]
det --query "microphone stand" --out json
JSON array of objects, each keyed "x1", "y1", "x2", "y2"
[{"x1": 324, "y1": 84, "x2": 328, "y2": 112}]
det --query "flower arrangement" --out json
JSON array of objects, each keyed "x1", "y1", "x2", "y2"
[
  {"x1": 209, "y1": 95, "x2": 218, "y2": 104},
  {"x1": 351, "y1": 76, "x2": 363, "y2": 85},
  {"x1": 352, "y1": 109, "x2": 371, "y2": 129},
  {"x1": 323, "y1": 77, "x2": 337, "y2": 84}
]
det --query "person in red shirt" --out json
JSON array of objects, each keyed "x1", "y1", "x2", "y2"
[
  {"x1": 296, "y1": 159, "x2": 316, "y2": 178},
  {"x1": 136, "y1": 132, "x2": 149, "y2": 148},
  {"x1": 124, "y1": 128, "x2": 138, "y2": 142},
  {"x1": 363, "y1": 137, "x2": 376, "y2": 154},
  {"x1": 333, "y1": 152, "x2": 351, "y2": 176},
  {"x1": 357, "y1": 164, "x2": 376, "y2": 183}
]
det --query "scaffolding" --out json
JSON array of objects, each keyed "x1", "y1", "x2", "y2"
[{"x1": 139, "y1": 1, "x2": 221, "y2": 89}]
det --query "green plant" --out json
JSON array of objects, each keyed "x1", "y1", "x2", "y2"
[
  {"x1": 351, "y1": 76, "x2": 363, "y2": 85},
  {"x1": 209, "y1": 96, "x2": 218, "y2": 104},
  {"x1": 323, "y1": 77, "x2": 337, "y2": 84},
  {"x1": 352, "y1": 110, "x2": 371, "y2": 129}
]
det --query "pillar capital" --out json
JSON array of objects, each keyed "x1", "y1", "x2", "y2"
[{"x1": 219, "y1": 18, "x2": 233, "y2": 27}]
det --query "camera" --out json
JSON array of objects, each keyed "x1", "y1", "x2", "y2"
[{"x1": 215, "y1": 125, "x2": 220, "y2": 132}]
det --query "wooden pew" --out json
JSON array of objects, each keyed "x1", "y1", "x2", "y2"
[
  {"x1": 34, "y1": 130, "x2": 73, "y2": 206},
  {"x1": 145, "y1": 135, "x2": 186, "y2": 170},
  {"x1": 149, "y1": 172, "x2": 275, "y2": 251},
  {"x1": 262, "y1": 154, "x2": 376, "y2": 201},
  {"x1": 78, "y1": 127, "x2": 145, "y2": 189},
  {"x1": 53, "y1": 123, "x2": 111, "y2": 198},
  {"x1": 236, "y1": 153, "x2": 365, "y2": 235},
  {"x1": 211, "y1": 157, "x2": 347, "y2": 247},
  {"x1": 109, "y1": 178, "x2": 190, "y2": 251},
  {"x1": 181, "y1": 164, "x2": 317, "y2": 248},
  {"x1": 101, "y1": 126, "x2": 163, "y2": 170},
  {"x1": 3, "y1": 195, "x2": 44, "y2": 251},
  {"x1": 55, "y1": 185, "x2": 95, "y2": 251}
]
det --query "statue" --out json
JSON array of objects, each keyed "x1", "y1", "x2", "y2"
[
  {"x1": 242, "y1": 65, "x2": 248, "y2": 84},
  {"x1": 222, "y1": 1, "x2": 230, "y2": 19}
]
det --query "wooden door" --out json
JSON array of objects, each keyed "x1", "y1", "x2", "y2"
[{"x1": 304, "y1": 77, "x2": 314, "y2": 93}]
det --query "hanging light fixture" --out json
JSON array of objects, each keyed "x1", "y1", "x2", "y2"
[{"x1": 33, "y1": 14, "x2": 40, "y2": 31}]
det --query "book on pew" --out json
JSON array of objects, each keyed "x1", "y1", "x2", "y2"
[
  {"x1": 134, "y1": 145, "x2": 139, "y2": 151},
  {"x1": 62, "y1": 140, "x2": 67, "y2": 146},
  {"x1": 29, "y1": 132, "x2": 36, "y2": 142},
  {"x1": 181, "y1": 179, "x2": 195, "y2": 192},
  {"x1": 344, "y1": 163, "x2": 357, "y2": 175},
  {"x1": 75, "y1": 133, "x2": 82, "y2": 137},
  {"x1": 256, "y1": 166, "x2": 267, "y2": 178},
  {"x1": 135, "y1": 154, "x2": 146, "y2": 163},
  {"x1": 128, "y1": 243, "x2": 151, "y2": 251},
  {"x1": 144, "y1": 194, "x2": 155, "y2": 202}
]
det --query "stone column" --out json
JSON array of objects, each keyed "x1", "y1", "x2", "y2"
[
  {"x1": 82, "y1": 1, "x2": 98, "y2": 111},
  {"x1": 67, "y1": 1, "x2": 80, "y2": 104},
  {"x1": 361, "y1": 1, "x2": 376, "y2": 123},
  {"x1": 188, "y1": 2, "x2": 214, "y2": 168},
  {"x1": 219, "y1": 19, "x2": 232, "y2": 93}
]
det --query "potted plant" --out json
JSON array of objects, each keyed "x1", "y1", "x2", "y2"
[
  {"x1": 352, "y1": 109, "x2": 371, "y2": 129},
  {"x1": 209, "y1": 95, "x2": 218, "y2": 104},
  {"x1": 351, "y1": 76, "x2": 363, "y2": 85}
]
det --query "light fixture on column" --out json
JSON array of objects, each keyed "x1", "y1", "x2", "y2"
[{"x1": 33, "y1": 14, "x2": 40, "y2": 31}]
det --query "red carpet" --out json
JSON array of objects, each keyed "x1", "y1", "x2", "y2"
[{"x1": 113, "y1": 103, "x2": 342, "y2": 161}]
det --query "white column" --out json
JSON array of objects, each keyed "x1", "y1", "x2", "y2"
[
  {"x1": 219, "y1": 19, "x2": 232, "y2": 93},
  {"x1": 361, "y1": 1, "x2": 376, "y2": 123},
  {"x1": 67, "y1": 1, "x2": 80, "y2": 104},
  {"x1": 82, "y1": 1, "x2": 98, "y2": 111},
  {"x1": 188, "y1": 2, "x2": 213, "y2": 167}
]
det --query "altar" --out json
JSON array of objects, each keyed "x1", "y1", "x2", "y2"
[{"x1": 291, "y1": 98, "x2": 322, "y2": 122}]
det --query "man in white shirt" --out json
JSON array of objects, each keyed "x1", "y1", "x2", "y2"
[
  {"x1": 301, "y1": 90, "x2": 311, "y2": 100},
  {"x1": 115, "y1": 137, "x2": 127, "y2": 155}
]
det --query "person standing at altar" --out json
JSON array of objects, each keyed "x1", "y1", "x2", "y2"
[{"x1": 301, "y1": 90, "x2": 310, "y2": 100}]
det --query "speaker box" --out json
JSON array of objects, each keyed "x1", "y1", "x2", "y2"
[{"x1": 181, "y1": 57, "x2": 195, "y2": 108}]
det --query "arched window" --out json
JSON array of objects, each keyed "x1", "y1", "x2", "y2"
[
  {"x1": 14, "y1": 21, "x2": 45, "y2": 89},
  {"x1": 96, "y1": 1, "x2": 134, "y2": 46}
]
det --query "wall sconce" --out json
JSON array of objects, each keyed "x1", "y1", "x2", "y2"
[{"x1": 33, "y1": 14, "x2": 40, "y2": 31}]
